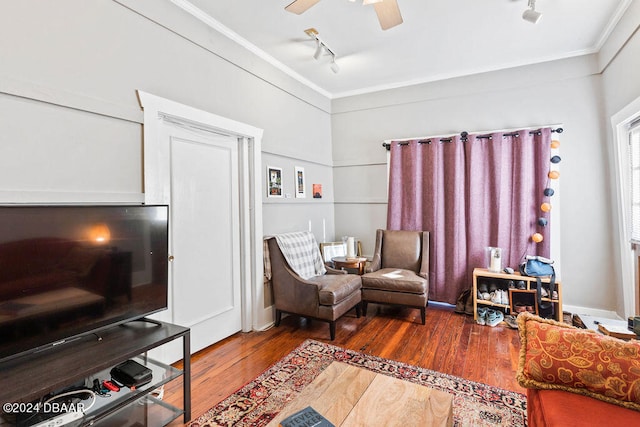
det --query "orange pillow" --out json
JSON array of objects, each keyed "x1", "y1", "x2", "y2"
[{"x1": 516, "y1": 312, "x2": 640, "y2": 411}]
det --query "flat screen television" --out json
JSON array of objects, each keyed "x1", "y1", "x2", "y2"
[{"x1": 0, "y1": 205, "x2": 169, "y2": 363}]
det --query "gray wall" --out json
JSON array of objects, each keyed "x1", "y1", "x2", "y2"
[
  {"x1": 330, "y1": 54, "x2": 616, "y2": 313},
  {"x1": 0, "y1": 0, "x2": 332, "y2": 242},
  {"x1": 1, "y1": 0, "x2": 638, "y2": 317},
  {"x1": 600, "y1": 0, "x2": 640, "y2": 316}
]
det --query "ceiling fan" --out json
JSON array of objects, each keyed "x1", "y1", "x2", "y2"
[{"x1": 285, "y1": 0, "x2": 403, "y2": 31}]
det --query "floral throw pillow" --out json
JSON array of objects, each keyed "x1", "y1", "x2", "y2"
[{"x1": 516, "y1": 312, "x2": 640, "y2": 411}]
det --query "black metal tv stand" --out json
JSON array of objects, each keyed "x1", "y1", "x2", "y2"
[
  {"x1": 126, "y1": 317, "x2": 164, "y2": 327},
  {"x1": 0, "y1": 319, "x2": 190, "y2": 426}
]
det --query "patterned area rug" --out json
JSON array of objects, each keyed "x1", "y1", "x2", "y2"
[{"x1": 189, "y1": 339, "x2": 527, "y2": 427}]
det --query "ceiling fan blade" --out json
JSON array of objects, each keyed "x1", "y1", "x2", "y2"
[
  {"x1": 373, "y1": 0, "x2": 403, "y2": 30},
  {"x1": 285, "y1": 0, "x2": 322, "y2": 15}
]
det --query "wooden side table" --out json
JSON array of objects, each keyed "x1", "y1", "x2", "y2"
[{"x1": 332, "y1": 256, "x2": 367, "y2": 275}]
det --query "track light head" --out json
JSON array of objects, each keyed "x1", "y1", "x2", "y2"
[
  {"x1": 330, "y1": 56, "x2": 340, "y2": 73},
  {"x1": 313, "y1": 41, "x2": 323, "y2": 60},
  {"x1": 522, "y1": 8, "x2": 542, "y2": 24},
  {"x1": 522, "y1": 0, "x2": 542, "y2": 24}
]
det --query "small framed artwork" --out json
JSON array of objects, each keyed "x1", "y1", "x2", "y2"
[
  {"x1": 295, "y1": 166, "x2": 305, "y2": 198},
  {"x1": 312, "y1": 183, "x2": 322, "y2": 199},
  {"x1": 267, "y1": 166, "x2": 282, "y2": 198},
  {"x1": 509, "y1": 289, "x2": 538, "y2": 316}
]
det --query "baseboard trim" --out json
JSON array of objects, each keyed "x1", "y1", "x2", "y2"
[{"x1": 563, "y1": 304, "x2": 623, "y2": 320}]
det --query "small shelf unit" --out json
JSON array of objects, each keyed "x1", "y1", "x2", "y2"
[{"x1": 472, "y1": 268, "x2": 562, "y2": 322}]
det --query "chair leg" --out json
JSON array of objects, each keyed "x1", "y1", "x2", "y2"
[
  {"x1": 362, "y1": 301, "x2": 368, "y2": 317},
  {"x1": 355, "y1": 303, "x2": 362, "y2": 318},
  {"x1": 275, "y1": 309, "x2": 282, "y2": 327},
  {"x1": 329, "y1": 321, "x2": 336, "y2": 341},
  {"x1": 420, "y1": 307, "x2": 426, "y2": 325}
]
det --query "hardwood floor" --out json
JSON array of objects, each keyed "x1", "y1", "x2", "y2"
[{"x1": 164, "y1": 303, "x2": 525, "y2": 425}]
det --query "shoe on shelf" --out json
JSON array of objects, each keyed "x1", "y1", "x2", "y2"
[
  {"x1": 478, "y1": 283, "x2": 488, "y2": 294},
  {"x1": 500, "y1": 289, "x2": 510, "y2": 305},
  {"x1": 490, "y1": 291, "x2": 502, "y2": 304},
  {"x1": 540, "y1": 287, "x2": 549, "y2": 298},
  {"x1": 514, "y1": 303, "x2": 527, "y2": 314},
  {"x1": 525, "y1": 305, "x2": 535, "y2": 313},
  {"x1": 517, "y1": 280, "x2": 526, "y2": 290},
  {"x1": 486, "y1": 309, "x2": 504, "y2": 327},
  {"x1": 481, "y1": 291, "x2": 491, "y2": 300},
  {"x1": 489, "y1": 282, "x2": 498, "y2": 293},
  {"x1": 507, "y1": 280, "x2": 515, "y2": 289},
  {"x1": 504, "y1": 314, "x2": 518, "y2": 329},
  {"x1": 552, "y1": 290, "x2": 559, "y2": 300},
  {"x1": 477, "y1": 307, "x2": 488, "y2": 326}
]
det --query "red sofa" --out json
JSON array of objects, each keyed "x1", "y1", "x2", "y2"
[
  {"x1": 517, "y1": 313, "x2": 640, "y2": 426},
  {"x1": 527, "y1": 388, "x2": 640, "y2": 426}
]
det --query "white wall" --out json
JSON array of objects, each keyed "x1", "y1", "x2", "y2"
[{"x1": 331, "y1": 55, "x2": 616, "y2": 310}]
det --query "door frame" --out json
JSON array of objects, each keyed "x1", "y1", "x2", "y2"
[
  {"x1": 611, "y1": 95, "x2": 640, "y2": 318},
  {"x1": 137, "y1": 90, "x2": 268, "y2": 332}
]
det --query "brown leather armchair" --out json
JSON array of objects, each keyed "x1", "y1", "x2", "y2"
[
  {"x1": 361, "y1": 229, "x2": 430, "y2": 324},
  {"x1": 266, "y1": 237, "x2": 362, "y2": 340}
]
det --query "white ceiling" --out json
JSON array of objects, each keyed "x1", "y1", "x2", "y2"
[{"x1": 177, "y1": 0, "x2": 631, "y2": 98}]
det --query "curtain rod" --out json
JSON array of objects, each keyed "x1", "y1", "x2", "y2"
[{"x1": 382, "y1": 125, "x2": 563, "y2": 150}]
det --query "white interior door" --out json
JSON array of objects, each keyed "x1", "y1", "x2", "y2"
[
  {"x1": 163, "y1": 124, "x2": 242, "y2": 354},
  {"x1": 139, "y1": 91, "x2": 268, "y2": 364}
]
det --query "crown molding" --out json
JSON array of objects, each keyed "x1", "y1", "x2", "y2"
[
  {"x1": 170, "y1": 0, "x2": 332, "y2": 99},
  {"x1": 171, "y1": 0, "x2": 633, "y2": 101}
]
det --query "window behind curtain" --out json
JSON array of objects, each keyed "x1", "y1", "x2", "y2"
[{"x1": 629, "y1": 118, "x2": 640, "y2": 243}]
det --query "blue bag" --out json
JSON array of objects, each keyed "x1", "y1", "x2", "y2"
[{"x1": 520, "y1": 256, "x2": 554, "y2": 277}]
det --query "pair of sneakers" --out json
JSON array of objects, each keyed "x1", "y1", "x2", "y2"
[
  {"x1": 490, "y1": 289, "x2": 509, "y2": 305},
  {"x1": 477, "y1": 307, "x2": 504, "y2": 327},
  {"x1": 540, "y1": 287, "x2": 559, "y2": 300}
]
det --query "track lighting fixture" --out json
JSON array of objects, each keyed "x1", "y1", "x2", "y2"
[
  {"x1": 304, "y1": 28, "x2": 340, "y2": 73},
  {"x1": 522, "y1": 0, "x2": 542, "y2": 24}
]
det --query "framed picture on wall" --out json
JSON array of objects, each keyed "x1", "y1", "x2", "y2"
[
  {"x1": 295, "y1": 166, "x2": 305, "y2": 198},
  {"x1": 313, "y1": 183, "x2": 322, "y2": 199},
  {"x1": 267, "y1": 166, "x2": 282, "y2": 198}
]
